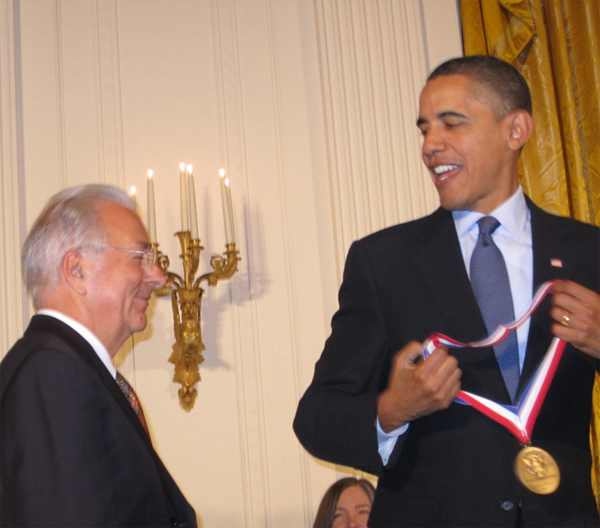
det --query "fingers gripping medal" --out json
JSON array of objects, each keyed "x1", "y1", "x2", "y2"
[{"x1": 421, "y1": 281, "x2": 565, "y2": 495}]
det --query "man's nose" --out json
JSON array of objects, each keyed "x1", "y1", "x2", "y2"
[
  {"x1": 145, "y1": 262, "x2": 167, "y2": 289},
  {"x1": 422, "y1": 127, "x2": 445, "y2": 160}
]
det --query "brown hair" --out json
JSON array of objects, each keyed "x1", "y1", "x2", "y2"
[{"x1": 313, "y1": 477, "x2": 375, "y2": 528}]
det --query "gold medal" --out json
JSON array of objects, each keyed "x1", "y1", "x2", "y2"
[{"x1": 514, "y1": 446, "x2": 560, "y2": 495}]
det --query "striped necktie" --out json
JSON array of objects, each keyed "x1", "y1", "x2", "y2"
[{"x1": 116, "y1": 372, "x2": 150, "y2": 435}]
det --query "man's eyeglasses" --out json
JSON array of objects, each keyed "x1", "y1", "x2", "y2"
[
  {"x1": 111, "y1": 246, "x2": 158, "y2": 268},
  {"x1": 83, "y1": 244, "x2": 158, "y2": 269}
]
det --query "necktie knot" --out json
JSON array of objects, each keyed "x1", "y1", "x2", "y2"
[{"x1": 477, "y1": 216, "x2": 500, "y2": 246}]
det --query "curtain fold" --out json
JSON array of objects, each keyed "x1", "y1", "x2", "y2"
[{"x1": 460, "y1": 0, "x2": 600, "y2": 505}]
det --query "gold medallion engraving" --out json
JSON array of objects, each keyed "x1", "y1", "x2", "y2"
[{"x1": 514, "y1": 446, "x2": 560, "y2": 495}]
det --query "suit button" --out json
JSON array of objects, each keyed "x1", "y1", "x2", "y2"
[{"x1": 500, "y1": 500, "x2": 514, "y2": 511}]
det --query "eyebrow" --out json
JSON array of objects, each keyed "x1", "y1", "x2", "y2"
[
  {"x1": 335, "y1": 503, "x2": 371, "y2": 512},
  {"x1": 416, "y1": 110, "x2": 468, "y2": 128},
  {"x1": 439, "y1": 110, "x2": 467, "y2": 120}
]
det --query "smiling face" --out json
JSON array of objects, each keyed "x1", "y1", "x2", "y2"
[
  {"x1": 80, "y1": 201, "x2": 165, "y2": 355},
  {"x1": 331, "y1": 485, "x2": 372, "y2": 528},
  {"x1": 417, "y1": 74, "x2": 529, "y2": 214}
]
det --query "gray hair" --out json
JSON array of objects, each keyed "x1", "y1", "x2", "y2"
[{"x1": 22, "y1": 184, "x2": 135, "y2": 304}]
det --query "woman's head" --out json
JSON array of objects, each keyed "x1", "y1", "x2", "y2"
[{"x1": 313, "y1": 477, "x2": 375, "y2": 528}]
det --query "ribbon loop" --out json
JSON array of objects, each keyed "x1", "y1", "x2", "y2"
[{"x1": 422, "y1": 281, "x2": 564, "y2": 444}]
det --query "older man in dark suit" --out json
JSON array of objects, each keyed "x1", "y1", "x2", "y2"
[
  {"x1": 0, "y1": 184, "x2": 196, "y2": 527},
  {"x1": 294, "y1": 56, "x2": 600, "y2": 527}
]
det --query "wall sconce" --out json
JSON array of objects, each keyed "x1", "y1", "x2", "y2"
[{"x1": 146, "y1": 164, "x2": 240, "y2": 411}]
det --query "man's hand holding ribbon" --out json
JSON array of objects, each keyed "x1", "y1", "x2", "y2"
[
  {"x1": 551, "y1": 279, "x2": 600, "y2": 358},
  {"x1": 376, "y1": 342, "x2": 462, "y2": 433}
]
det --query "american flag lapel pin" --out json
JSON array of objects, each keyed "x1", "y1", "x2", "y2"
[{"x1": 550, "y1": 258, "x2": 563, "y2": 268}]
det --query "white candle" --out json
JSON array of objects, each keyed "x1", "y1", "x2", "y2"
[
  {"x1": 127, "y1": 185, "x2": 138, "y2": 211},
  {"x1": 218, "y1": 168, "x2": 232, "y2": 243},
  {"x1": 187, "y1": 164, "x2": 199, "y2": 239},
  {"x1": 179, "y1": 162, "x2": 188, "y2": 231},
  {"x1": 224, "y1": 177, "x2": 235, "y2": 244},
  {"x1": 146, "y1": 169, "x2": 157, "y2": 242}
]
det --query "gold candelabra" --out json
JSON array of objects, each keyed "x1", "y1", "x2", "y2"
[
  {"x1": 145, "y1": 164, "x2": 239, "y2": 411},
  {"x1": 154, "y1": 236, "x2": 239, "y2": 411}
]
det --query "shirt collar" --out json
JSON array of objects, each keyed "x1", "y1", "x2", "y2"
[
  {"x1": 36, "y1": 309, "x2": 117, "y2": 379},
  {"x1": 452, "y1": 187, "x2": 529, "y2": 240}
]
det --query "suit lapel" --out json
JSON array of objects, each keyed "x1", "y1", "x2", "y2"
[
  {"x1": 413, "y1": 209, "x2": 484, "y2": 340},
  {"x1": 412, "y1": 209, "x2": 508, "y2": 398},
  {"x1": 26, "y1": 315, "x2": 152, "y2": 445},
  {"x1": 520, "y1": 201, "x2": 570, "y2": 387}
]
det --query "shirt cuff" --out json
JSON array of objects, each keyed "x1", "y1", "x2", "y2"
[{"x1": 376, "y1": 418, "x2": 409, "y2": 466}]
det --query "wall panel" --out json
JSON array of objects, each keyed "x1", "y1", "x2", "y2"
[
  {"x1": 0, "y1": 0, "x2": 25, "y2": 352},
  {"x1": 312, "y1": 0, "x2": 456, "y2": 278}
]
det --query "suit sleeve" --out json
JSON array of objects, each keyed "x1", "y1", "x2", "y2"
[
  {"x1": 1, "y1": 347, "x2": 128, "y2": 526},
  {"x1": 293, "y1": 240, "x2": 391, "y2": 475}
]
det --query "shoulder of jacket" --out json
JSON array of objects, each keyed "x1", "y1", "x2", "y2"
[{"x1": 352, "y1": 208, "x2": 448, "y2": 249}]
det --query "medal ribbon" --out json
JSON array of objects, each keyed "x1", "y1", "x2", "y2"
[{"x1": 422, "y1": 281, "x2": 565, "y2": 444}]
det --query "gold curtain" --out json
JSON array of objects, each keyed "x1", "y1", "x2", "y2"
[{"x1": 461, "y1": 0, "x2": 600, "y2": 504}]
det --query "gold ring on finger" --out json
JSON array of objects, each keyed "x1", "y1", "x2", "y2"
[{"x1": 560, "y1": 314, "x2": 571, "y2": 327}]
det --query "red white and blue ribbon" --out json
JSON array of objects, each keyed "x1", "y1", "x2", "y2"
[{"x1": 422, "y1": 281, "x2": 565, "y2": 444}]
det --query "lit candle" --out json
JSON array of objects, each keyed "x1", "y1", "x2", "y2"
[
  {"x1": 146, "y1": 169, "x2": 157, "y2": 243},
  {"x1": 224, "y1": 177, "x2": 235, "y2": 244},
  {"x1": 128, "y1": 185, "x2": 138, "y2": 211},
  {"x1": 187, "y1": 164, "x2": 199, "y2": 239},
  {"x1": 218, "y1": 168, "x2": 232, "y2": 243},
  {"x1": 179, "y1": 162, "x2": 188, "y2": 231}
]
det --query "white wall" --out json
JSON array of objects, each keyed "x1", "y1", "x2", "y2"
[{"x1": 0, "y1": 0, "x2": 461, "y2": 526}]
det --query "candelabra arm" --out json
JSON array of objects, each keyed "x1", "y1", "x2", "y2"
[
  {"x1": 154, "y1": 245, "x2": 182, "y2": 296},
  {"x1": 196, "y1": 243, "x2": 240, "y2": 288},
  {"x1": 168, "y1": 271, "x2": 184, "y2": 288}
]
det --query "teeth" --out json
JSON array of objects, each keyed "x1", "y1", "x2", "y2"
[{"x1": 433, "y1": 164, "x2": 458, "y2": 175}]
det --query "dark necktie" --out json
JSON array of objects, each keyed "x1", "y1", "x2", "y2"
[
  {"x1": 116, "y1": 372, "x2": 150, "y2": 435},
  {"x1": 470, "y1": 216, "x2": 520, "y2": 402}
]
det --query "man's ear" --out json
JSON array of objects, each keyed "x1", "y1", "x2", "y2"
[
  {"x1": 61, "y1": 249, "x2": 87, "y2": 294},
  {"x1": 507, "y1": 110, "x2": 534, "y2": 151}
]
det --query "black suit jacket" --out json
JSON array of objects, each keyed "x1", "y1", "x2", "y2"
[
  {"x1": 0, "y1": 315, "x2": 197, "y2": 528},
  {"x1": 294, "y1": 201, "x2": 600, "y2": 527}
]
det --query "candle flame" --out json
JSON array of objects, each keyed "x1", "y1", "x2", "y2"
[
  {"x1": 179, "y1": 161, "x2": 186, "y2": 172},
  {"x1": 146, "y1": 169, "x2": 155, "y2": 179},
  {"x1": 224, "y1": 178, "x2": 231, "y2": 188},
  {"x1": 186, "y1": 163, "x2": 193, "y2": 174},
  {"x1": 218, "y1": 168, "x2": 226, "y2": 178},
  {"x1": 128, "y1": 185, "x2": 137, "y2": 197}
]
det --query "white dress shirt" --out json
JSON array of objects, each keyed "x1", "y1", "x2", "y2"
[{"x1": 377, "y1": 187, "x2": 533, "y2": 464}]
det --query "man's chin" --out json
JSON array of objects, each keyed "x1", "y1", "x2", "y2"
[
  {"x1": 439, "y1": 198, "x2": 464, "y2": 212},
  {"x1": 437, "y1": 189, "x2": 471, "y2": 212}
]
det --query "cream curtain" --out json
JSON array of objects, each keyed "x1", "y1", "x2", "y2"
[{"x1": 461, "y1": 0, "x2": 600, "y2": 504}]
